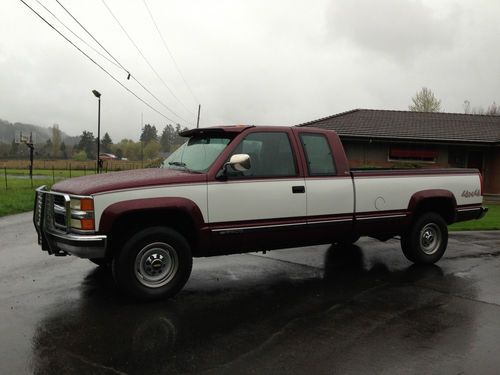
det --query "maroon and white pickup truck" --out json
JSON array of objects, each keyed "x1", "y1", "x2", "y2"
[{"x1": 34, "y1": 126, "x2": 488, "y2": 300}]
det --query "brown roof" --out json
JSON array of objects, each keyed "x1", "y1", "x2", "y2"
[{"x1": 298, "y1": 109, "x2": 500, "y2": 144}]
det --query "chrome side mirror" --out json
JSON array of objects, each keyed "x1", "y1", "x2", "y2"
[{"x1": 228, "y1": 154, "x2": 251, "y2": 171}]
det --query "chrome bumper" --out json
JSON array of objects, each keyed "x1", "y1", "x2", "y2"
[
  {"x1": 477, "y1": 206, "x2": 489, "y2": 220},
  {"x1": 34, "y1": 186, "x2": 107, "y2": 259},
  {"x1": 44, "y1": 230, "x2": 107, "y2": 259}
]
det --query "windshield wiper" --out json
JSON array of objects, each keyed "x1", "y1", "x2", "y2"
[
  {"x1": 168, "y1": 161, "x2": 187, "y2": 168},
  {"x1": 167, "y1": 161, "x2": 202, "y2": 174}
]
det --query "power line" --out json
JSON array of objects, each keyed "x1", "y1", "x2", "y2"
[
  {"x1": 53, "y1": 0, "x2": 190, "y2": 124},
  {"x1": 100, "y1": 0, "x2": 196, "y2": 118},
  {"x1": 55, "y1": 0, "x2": 129, "y2": 75},
  {"x1": 142, "y1": 0, "x2": 199, "y2": 105},
  {"x1": 19, "y1": 0, "x2": 178, "y2": 123},
  {"x1": 33, "y1": 0, "x2": 120, "y2": 69}
]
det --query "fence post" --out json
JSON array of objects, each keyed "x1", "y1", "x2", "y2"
[
  {"x1": 84, "y1": 165, "x2": 86, "y2": 176},
  {"x1": 52, "y1": 166, "x2": 55, "y2": 184},
  {"x1": 4, "y1": 167, "x2": 7, "y2": 190},
  {"x1": 69, "y1": 163, "x2": 72, "y2": 178}
]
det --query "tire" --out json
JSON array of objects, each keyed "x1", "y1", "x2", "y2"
[
  {"x1": 337, "y1": 235, "x2": 361, "y2": 246},
  {"x1": 112, "y1": 227, "x2": 192, "y2": 301},
  {"x1": 401, "y1": 212, "x2": 448, "y2": 264},
  {"x1": 89, "y1": 258, "x2": 111, "y2": 267}
]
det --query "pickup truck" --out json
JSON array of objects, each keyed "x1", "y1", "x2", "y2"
[{"x1": 33, "y1": 125, "x2": 488, "y2": 300}]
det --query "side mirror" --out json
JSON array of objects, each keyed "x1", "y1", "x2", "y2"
[
  {"x1": 217, "y1": 153, "x2": 252, "y2": 179},
  {"x1": 228, "y1": 154, "x2": 251, "y2": 171}
]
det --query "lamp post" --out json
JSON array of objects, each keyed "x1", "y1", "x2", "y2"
[{"x1": 92, "y1": 90, "x2": 101, "y2": 173}]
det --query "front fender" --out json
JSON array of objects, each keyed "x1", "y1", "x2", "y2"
[{"x1": 98, "y1": 197, "x2": 206, "y2": 233}]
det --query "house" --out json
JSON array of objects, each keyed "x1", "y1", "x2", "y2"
[{"x1": 298, "y1": 109, "x2": 500, "y2": 197}]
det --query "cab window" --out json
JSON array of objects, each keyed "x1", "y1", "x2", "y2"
[
  {"x1": 228, "y1": 132, "x2": 297, "y2": 178},
  {"x1": 300, "y1": 133, "x2": 336, "y2": 176}
]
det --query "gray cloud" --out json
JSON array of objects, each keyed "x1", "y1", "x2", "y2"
[
  {"x1": 327, "y1": 0, "x2": 460, "y2": 62},
  {"x1": 0, "y1": 0, "x2": 499, "y2": 142}
]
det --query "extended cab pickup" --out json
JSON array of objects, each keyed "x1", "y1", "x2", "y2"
[{"x1": 34, "y1": 126, "x2": 488, "y2": 300}]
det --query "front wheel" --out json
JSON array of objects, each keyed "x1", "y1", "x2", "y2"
[
  {"x1": 401, "y1": 213, "x2": 448, "y2": 264},
  {"x1": 112, "y1": 227, "x2": 192, "y2": 300}
]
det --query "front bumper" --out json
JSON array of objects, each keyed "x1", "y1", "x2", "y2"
[
  {"x1": 44, "y1": 230, "x2": 107, "y2": 258},
  {"x1": 34, "y1": 186, "x2": 107, "y2": 259}
]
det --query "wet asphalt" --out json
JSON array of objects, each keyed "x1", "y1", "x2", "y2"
[{"x1": 1, "y1": 212, "x2": 500, "y2": 374}]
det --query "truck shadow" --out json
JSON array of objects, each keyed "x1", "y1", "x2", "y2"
[{"x1": 31, "y1": 244, "x2": 452, "y2": 374}]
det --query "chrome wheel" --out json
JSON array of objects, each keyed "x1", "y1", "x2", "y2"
[
  {"x1": 419, "y1": 223, "x2": 441, "y2": 255},
  {"x1": 135, "y1": 242, "x2": 179, "y2": 288}
]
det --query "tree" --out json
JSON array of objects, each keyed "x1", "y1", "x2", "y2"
[
  {"x1": 143, "y1": 141, "x2": 161, "y2": 160},
  {"x1": 60, "y1": 142, "x2": 68, "y2": 159},
  {"x1": 9, "y1": 139, "x2": 19, "y2": 157},
  {"x1": 409, "y1": 87, "x2": 441, "y2": 112},
  {"x1": 51, "y1": 124, "x2": 62, "y2": 158},
  {"x1": 101, "y1": 132, "x2": 113, "y2": 153},
  {"x1": 73, "y1": 150, "x2": 88, "y2": 161},
  {"x1": 112, "y1": 139, "x2": 141, "y2": 160},
  {"x1": 463, "y1": 100, "x2": 499, "y2": 115},
  {"x1": 140, "y1": 124, "x2": 158, "y2": 145},
  {"x1": 76, "y1": 131, "x2": 96, "y2": 159}
]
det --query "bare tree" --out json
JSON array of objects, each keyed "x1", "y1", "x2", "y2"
[
  {"x1": 462, "y1": 100, "x2": 499, "y2": 115},
  {"x1": 409, "y1": 87, "x2": 442, "y2": 112}
]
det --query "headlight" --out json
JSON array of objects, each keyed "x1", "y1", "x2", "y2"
[{"x1": 70, "y1": 198, "x2": 95, "y2": 231}]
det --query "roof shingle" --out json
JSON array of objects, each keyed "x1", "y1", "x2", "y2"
[{"x1": 298, "y1": 109, "x2": 500, "y2": 144}]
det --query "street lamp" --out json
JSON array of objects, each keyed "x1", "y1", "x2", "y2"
[{"x1": 92, "y1": 90, "x2": 101, "y2": 173}]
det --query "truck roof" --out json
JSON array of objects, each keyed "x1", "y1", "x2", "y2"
[{"x1": 180, "y1": 125, "x2": 255, "y2": 137}]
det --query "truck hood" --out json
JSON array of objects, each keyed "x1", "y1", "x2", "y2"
[{"x1": 52, "y1": 168, "x2": 207, "y2": 195}]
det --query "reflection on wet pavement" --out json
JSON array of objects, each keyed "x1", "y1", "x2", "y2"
[{"x1": 1, "y1": 213, "x2": 500, "y2": 374}]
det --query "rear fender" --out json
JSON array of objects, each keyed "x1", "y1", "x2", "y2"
[{"x1": 407, "y1": 189, "x2": 457, "y2": 224}]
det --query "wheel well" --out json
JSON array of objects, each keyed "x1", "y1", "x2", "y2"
[
  {"x1": 107, "y1": 209, "x2": 198, "y2": 257},
  {"x1": 412, "y1": 198, "x2": 455, "y2": 224}
]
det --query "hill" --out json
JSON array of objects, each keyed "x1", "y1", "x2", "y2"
[{"x1": 0, "y1": 118, "x2": 79, "y2": 145}]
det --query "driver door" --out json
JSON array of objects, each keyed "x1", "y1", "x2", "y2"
[{"x1": 207, "y1": 130, "x2": 307, "y2": 254}]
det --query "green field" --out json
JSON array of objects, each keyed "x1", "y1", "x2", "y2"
[
  {"x1": 0, "y1": 179, "x2": 52, "y2": 217},
  {"x1": 449, "y1": 203, "x2": 500, "y2": 231}
]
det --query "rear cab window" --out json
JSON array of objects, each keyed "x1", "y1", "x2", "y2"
[{"x1": 300, "y1": 133, "x2": 337, "y2": 176}]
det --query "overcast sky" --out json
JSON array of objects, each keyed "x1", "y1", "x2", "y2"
[{"x1": 1, "y1": 0, "x2": 499, "y2": 141}]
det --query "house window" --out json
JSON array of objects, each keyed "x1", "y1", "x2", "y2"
[{"x1": 388, "y1": 147, "x2": 438, "y2": 162}]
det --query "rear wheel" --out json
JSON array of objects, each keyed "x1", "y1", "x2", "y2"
[
  {"x1": 401, "y1": 212, "x2": 448, "y2": 264},
  {"x1": 112, "y1": 227, "x2": 192, "y2": 300}
]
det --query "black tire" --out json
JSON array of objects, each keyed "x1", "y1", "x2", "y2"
[
  {"x1": 89, "y1": 258, "x2": 111, "y2": 267},
  {"x1": 401, "y1": 212, "x2": 448, "y2": 264},
  {"x1": 112, "y1": 227, "x2": 192, "y2": 301},
  {"x1": 337, "y1": 235, "x2": 361, "y2": 246}
]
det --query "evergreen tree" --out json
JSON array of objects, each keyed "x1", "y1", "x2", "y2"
[
  {"x1": 101, "y1": 132, "x2": 113, "y2": 153},
  {"x1": 76, "y1": 131, "x2": 96, "y2": 159},
  {"x1": 140, "y1": 124, "x2": 158, "y2": 145}
]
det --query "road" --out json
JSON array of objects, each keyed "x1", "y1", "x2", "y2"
[{"x1": 1, "y1": 212, "x2": 500, "y2": 374}]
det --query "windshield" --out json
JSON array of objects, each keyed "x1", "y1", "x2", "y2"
[{"x1": 161, "y1": 134, "x2": 233, "y2": 173}]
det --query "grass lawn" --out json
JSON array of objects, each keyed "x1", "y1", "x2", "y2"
[
  {"x1": 449, "y1": 203, "x2": 500, "y2": 231},
  {"x1": 0, "y1": 179, "x2": 53, "y2": 217}
]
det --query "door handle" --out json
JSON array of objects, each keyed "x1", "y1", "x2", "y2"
[{"x1": 292, "y1": 186, "x2": 305, "y2": 194}]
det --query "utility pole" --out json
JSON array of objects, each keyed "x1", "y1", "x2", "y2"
[
  {"x1": 92, "y1": 90, "x2": 102, "y2": 173},
  {"x1": 196, "y1": 104, "x2": 201, "y2": 128},
  {"x1": 141, "y1": 112, "x2": 144, "y2": 168},
  {"x1": 19, "y1": 131, "x2": 35, "y2": 186}
]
